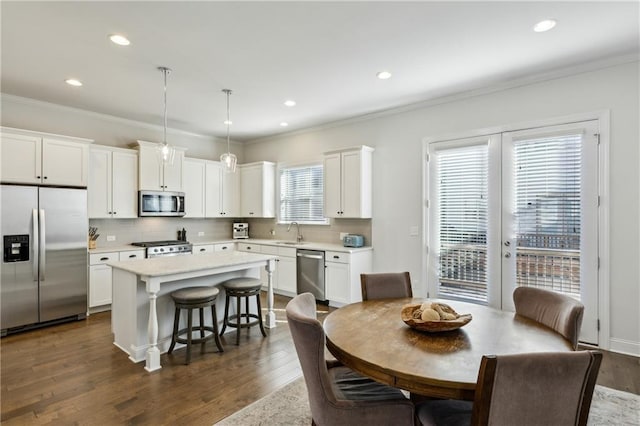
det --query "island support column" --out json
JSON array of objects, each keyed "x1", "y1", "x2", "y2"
[
  {"x1": 265, "y1": 258, "x2": 277, "y2": 328},
  {"x1": 144, "y1": 278, "x2": 162, "y2": 372}
]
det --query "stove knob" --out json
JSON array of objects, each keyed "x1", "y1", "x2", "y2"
[{"x1": 160, "y1": 248, "x2": 164, "y2": 252}]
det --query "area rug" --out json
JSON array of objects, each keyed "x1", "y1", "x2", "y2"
[{"x1": 215, "y1": 377, "x2": 640, "y2": 425}]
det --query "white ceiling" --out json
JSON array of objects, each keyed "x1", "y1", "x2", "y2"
[{"x1": 1, "y1": 1, "x2": 638, "y2": 142}]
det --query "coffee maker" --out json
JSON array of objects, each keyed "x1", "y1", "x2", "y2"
[{"x1": 233, "y1": 222, "x2": 249, "y2": 239}]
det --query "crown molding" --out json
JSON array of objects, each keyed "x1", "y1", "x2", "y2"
[{"x1": 247, "y1": 53, "x2": 639, "y2": 145}]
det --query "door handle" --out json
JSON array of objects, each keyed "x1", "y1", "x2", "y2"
[
  {"x1": 39, "y1": 209, "x2": 46, "y2": 281},
  {"x1": 297, "y1": 253, "x2": 324, "y2": 260},
  {"x1": 32, "y1": 209, "x2": 39, "y2": 281}
]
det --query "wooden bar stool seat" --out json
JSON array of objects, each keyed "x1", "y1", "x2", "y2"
[
  {"x1": 220, "y1": 277, "x2": 267, "y2": 345},
  {"x1": 168, "y1": 286, "x2": 224, "y2": 365}
]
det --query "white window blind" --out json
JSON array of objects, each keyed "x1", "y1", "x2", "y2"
[
  {"x1": 279, "y1": 164, "x2": 327, "y2": 224},
  {"x1": 437, "y1": 144, "x2": 489, "y2": 302},
  {"x1": 513, "y1": 133, "x2": 582, "y2": 297}
]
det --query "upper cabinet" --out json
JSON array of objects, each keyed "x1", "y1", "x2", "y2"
[
  {"x1": 135, "y1": 140, "x2": 186, "y2": 191},
  {"x1": 239, "y1": 161, "x2": 275, "y2": 218},
  {"x1": 88, "y1": 146, "x2": 138, "y2": 219},
  {"x1": 1, "y1": 127, "x2": 91, "y2": 187},
  {"x1": 323, "y1": 145, "x2": 374, "y2": 218},
  {"x1": 205, "y1": 161, "x2": 239, "y2": 217},
  {"x1": 183, "y1": 158, "x2": 206, "y2": 218}
]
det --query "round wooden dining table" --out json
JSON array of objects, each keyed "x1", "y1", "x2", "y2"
[{"x1": 323, "y1": 298, "x2": 573, "y2": 401}]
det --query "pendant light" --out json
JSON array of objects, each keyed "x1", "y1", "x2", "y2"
[
  {"x1": 220, "y1": 89, "x2": 237, "y2": 173},
  {"x1": 157, "y1": 66, "x2": 176, "y2": 166}
]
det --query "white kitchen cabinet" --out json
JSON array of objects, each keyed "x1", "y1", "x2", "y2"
[
  {"x1": 205, "y1": 161, "x2": 239, "y2": 217},
  {"x1": 214, "y1": 243, "x2": 235, "y2": 252},
  {"x1": 193, "y1": 244, "x2": 214, "y2": 254},
  {"x1": 260, "y1": 245, "x2": 296, "y2": 295},
  {"x1": 239, "y1": 161, "x2": 275, "y2": 218},
  {"x1": 323, "y1": 146, "x2": 374, "y2": 218},
  {"x1": 324, "y1": 250, "x2": 373, "y2": 307},
  {"x1": 88, "y1": 146, "x2": 138, "y2": 218},
  {"x1": 183, "y1": 158, "x2": 206, "y2": 218},
  {"x1": 89, "y1": 249, "x2": 144, "y2": 311},
  {"x1": 237, "y1": 242, "x2": 261, "y2": 253},
  {"x1": 136, "y1": 140, "x2": 185, "y2": 191},
  {"x1": 1, "y1": 127, "x2": 91, "y2": 187},
  {"x1": 89, "y1": 252, "x2": 118, "y2": 309}
]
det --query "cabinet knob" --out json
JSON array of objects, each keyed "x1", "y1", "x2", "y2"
[
  {"x1": 100, "y1": 257, "x2": 109, "y2": 261},
  {"x1": 36, "y1": 176, "x2": 41, "y2": 179},
  {"x1": 113, "y1": 211, "x2": 117, "y2": 215},
  {"x1": 43, "y1": 176, "x2": 48, "y2": 180}
]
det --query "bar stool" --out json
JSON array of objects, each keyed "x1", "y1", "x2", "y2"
[
  {"x1": 220, "y1": 277, "x2": 267, "y2": 345},
  {"x1": 168, "y1": 286, "x2": 224, "y2": 365}
]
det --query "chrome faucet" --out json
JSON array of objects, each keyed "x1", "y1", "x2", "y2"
[{"x1": 287, "y1": 221, "x2": 303, "y2": 243}]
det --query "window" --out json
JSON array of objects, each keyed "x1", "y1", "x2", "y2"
[{"x1": 279, "y1": 164, "x2": 328, "y2": 224}]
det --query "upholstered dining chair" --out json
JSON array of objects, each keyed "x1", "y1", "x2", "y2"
[
  {"x1": 416, "y1": 350, "x2": 602, "y2": 426},
  {"x1": 360, "y1": 272, "x2": 413, "y2": 300},
  {"x1": 513, "y1": 286, "x2": 585, "y2": 350},
  {"x1": 286, "y1": 292, "x2": 415, "y2": 426}
]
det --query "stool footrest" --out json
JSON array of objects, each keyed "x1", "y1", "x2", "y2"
[
  {"x1": 173, "y1": 326, "x2": 218, "y2": 346},
  {"x1": 225, "y1": 313, "x2": 261, "y2": 329}
]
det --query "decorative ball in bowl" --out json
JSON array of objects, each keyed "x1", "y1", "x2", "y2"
[{"x1": 401, "y1": 302, "x2": 472, "y2": 332}]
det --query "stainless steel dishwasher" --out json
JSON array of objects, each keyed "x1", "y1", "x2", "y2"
[{"x1": 296, "y1": 249, "x2": 326, "y2": 301}]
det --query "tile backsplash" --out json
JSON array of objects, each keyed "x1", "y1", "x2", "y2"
[
  {"x1": 247, "y1": 218, "x2": 372, "y2": 245},
  {"x1": 88, "y1": 218, "x2": 235, "y2": 248},
  {"x1": 88, "y1": 217, "x2": 372, "y2": 248}
]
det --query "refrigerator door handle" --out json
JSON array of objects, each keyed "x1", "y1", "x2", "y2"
[
  {"x1": 32, "y1": 208, "x2": 39, "y2": 281},
  {"x1": 39, "y1": 208, "x2": 46, "y2": 281}
]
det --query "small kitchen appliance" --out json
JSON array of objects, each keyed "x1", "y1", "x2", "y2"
[
  {"x1": 131, "y1": 240, "x2": 192, "y2": 258},
  {"x1": 233, "y1": 223, "x2": 249, "y2": 239},
  {"x1": 343, "y1": 234, "x2": 364, "y2": 248}
]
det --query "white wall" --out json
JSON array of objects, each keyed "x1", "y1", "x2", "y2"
[
  {"x1": 244, "y1": 61, "x2": 640, "y2": 355},
  {"x1": 0, "y1": 95, "x2": 244, "y2": 162}
]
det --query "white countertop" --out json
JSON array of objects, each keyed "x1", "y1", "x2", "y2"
[
  {"x1": 107, "y1": 250, "x2": 276, "y2": 277},
  {"x1": 90, "y1": 238, "x2": 372, "y2": 254}
]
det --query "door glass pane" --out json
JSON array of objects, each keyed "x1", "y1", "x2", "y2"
[
  {"x1": 513, "y1": 134, "x2": 582, "y2": 298},
  {"x1": 437, "y1": 144, "x2": 488, "y2": 302}
]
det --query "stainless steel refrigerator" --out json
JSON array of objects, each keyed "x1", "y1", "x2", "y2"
[{"x1": 1, "y1": 185, "x2": 88, "y2": 334}]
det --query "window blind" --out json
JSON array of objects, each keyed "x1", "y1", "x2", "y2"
[
  {"x1": 513, "y1": 134, "x2": 582, "y2": 297},
  {"x1": 436, "y1": 144, "x2": 488, "y2": 302},
  {"x1": 279, "y1": 164, "x2": 327, "y2": 224}
]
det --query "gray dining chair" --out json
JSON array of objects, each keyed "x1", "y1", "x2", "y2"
[
  {"x1": 360, "y1": 271, "x2": 413, "y2": 300},
  {"x1": 286, "y1": 292, "x2": 415, "y2": 426},
  {"x1": 513, "y1": 286, "x2": 584, "y2": 350},
  {"x1": 416, "y1": 350, "x2": 602, "y2": 426}
]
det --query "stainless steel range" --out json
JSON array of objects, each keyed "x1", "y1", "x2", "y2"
[{"x1": 131, "y1": 240, "x2": 192, "y2": 258}]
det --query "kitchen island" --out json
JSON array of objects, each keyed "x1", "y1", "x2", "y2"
[{"x1": 109, "y1": 251, "x2": 277, "y2": 372}]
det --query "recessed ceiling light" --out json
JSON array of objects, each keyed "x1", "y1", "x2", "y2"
[
  {"x1": 280, "y1": 122, "x2": 289, "y2": 127},
  {"x1": 110, "y1": 34, "x2": 131, "y2": 46},
  {"x1": 533, "y1": 19, "x2": 557, "y2": 33},
  {"x1": 284, "y1": 100, "x2": 296, "y2": 107},
  {"x1": 65, "y1": 78, "x2": 83, "y2": 87},
  {"x1": 223, "y1": 120, "x2": 232, "y2": 125},
  {"x1": 376, "y1": 71, "x2": 392, "y2": 80}
]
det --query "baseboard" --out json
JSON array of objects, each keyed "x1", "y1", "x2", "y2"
[{"x1": 609, "y1": 338, "x2": 640, "y2": 357}]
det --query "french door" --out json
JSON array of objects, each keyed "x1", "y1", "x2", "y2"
[{"x1": 426, "y1": 120, "x2": 599, "y2": 344}]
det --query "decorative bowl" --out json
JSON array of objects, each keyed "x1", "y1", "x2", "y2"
[{"x1": 401, "y1": 302, "x2": 472, "y2": 332}]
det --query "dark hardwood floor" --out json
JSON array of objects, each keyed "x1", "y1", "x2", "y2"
[{"x1": 1, "y1": 294, "x2": 638, "y2": 425}]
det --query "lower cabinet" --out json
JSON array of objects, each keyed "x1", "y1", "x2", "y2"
[
  {"x1": 260, "y1": 245, "x2": 297, "y2": 295},
  {"x1": 193, "y1": 242, "x2": 236, "y2": 255},
  {"x1": 89, "y1": 249, "x2": 145, "y2": 311},
  {"x1": 325, "y1": 250, "x2": 373, "y2": 306}
]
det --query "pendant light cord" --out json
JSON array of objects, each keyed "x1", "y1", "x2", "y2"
[
  {"x1": 158, "y1": 67, "x2": 171, "y2": 146},
  {"x1": 224, "y1": 89, "x2": 232, "y2": 153}
]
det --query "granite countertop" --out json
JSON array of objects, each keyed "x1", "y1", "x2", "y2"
[{"x1": 107, "y1": 250, "x2": 276, "y2": 277}]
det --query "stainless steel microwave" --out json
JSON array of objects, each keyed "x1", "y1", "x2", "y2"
[{"x1": 138, "y1": 191, "x2": 185, "y2": 217}]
